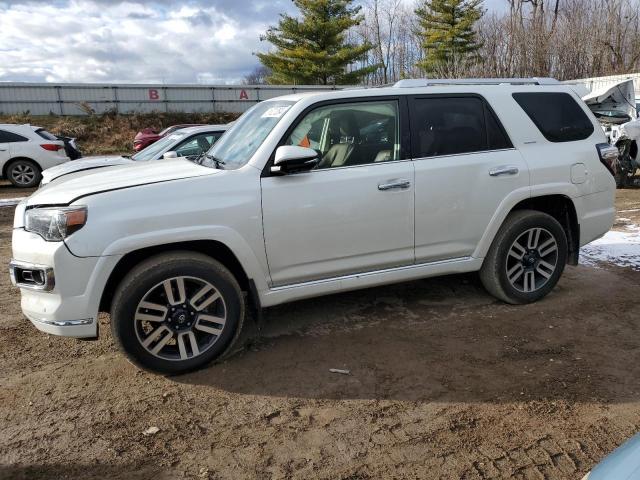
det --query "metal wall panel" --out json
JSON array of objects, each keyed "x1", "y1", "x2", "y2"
[{"x1": 0, "y1": 82, "x2": 342, "y2": 116}]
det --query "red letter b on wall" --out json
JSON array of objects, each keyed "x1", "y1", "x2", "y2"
[{"x1": 149, "y1": 89, "x2": 160, "y2": 100}]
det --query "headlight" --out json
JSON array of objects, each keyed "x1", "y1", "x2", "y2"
[{"x1": 25, "y1": 206, "x2": 87, "y2": 242}]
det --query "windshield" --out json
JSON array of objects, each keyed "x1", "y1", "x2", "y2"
[
  {"x1": 132, "y1": 133, "x2": 185, "y2": 161},
  {"x1": 202, "y1": 100, "x2": 295, "y2": 169}
]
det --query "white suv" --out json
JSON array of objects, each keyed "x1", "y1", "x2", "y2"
[
  {"x1": 0, "y1": 124, "x2": 70, "y2": 187},
  {"x1": 10, "y1": 78, "x2": 616, "y2": 374}
]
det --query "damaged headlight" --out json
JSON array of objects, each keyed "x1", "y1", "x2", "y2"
[{"x1": 25, "y1": 206, "x2": 87, "y2": 242}]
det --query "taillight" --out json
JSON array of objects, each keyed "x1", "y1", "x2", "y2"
[
  {"x1": 40, "y1": 144, "x2": 63, "y2": 152},
  {"x1": 596, "y1": 143, "x2": 618, "y2": 176}
]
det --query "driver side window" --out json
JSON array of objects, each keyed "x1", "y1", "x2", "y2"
[{"x1": 285, "y1": 100, "x2": 400, "y2": 169}]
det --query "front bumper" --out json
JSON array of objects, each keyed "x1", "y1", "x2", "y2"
[{"x1": 11, "y1": 228, "x2": 121, "y2": 338}]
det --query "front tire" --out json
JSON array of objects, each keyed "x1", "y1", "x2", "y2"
[
  {"x1": 480, "y1": 210, "x2": 567, "y2": 304},
  {"x1": 111, "y1": 252, "x2": 245, "y2": 374},
  {"x1": 7, "y1": 159, "x2": 41, "y2": 188}
]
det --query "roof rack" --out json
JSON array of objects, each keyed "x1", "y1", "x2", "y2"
[{"x1": 393, "y1": 78, "x2": 559, "y2": 88}]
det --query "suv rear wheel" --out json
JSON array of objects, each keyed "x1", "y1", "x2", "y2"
[
  {"x1": 7, "y1": 159, "x2": 41, "y2": 188},
  {"x1": 111, "y1": 252, "x2": 245, "y2": 374},
  {"x1": 480, "y1": 210, "x2": 568, "y2": 304}
]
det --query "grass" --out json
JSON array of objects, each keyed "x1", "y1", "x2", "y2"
[{"x1": 0, "y1": 111, "x2": 240, "y2": 155}]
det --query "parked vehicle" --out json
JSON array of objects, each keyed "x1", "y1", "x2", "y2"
[
  {"x1": 582, "y1": 79, "x2": 639, "y2": 187},
  {"x1": 582, "y1": 432, "x2": 640, "y2": 479},
  {"x1": 56, "y1": 135, "x2": 82, "y2": 160},
  {"x1": 0, "y1": 124, "x2": 69, "y2": 187},
  {"x1": 133, "y1": 124, "x2": 205, "y2": 151},
  {"x1": 10, "y1": 78, "x2": 616, "y2": 374},
  {"x1": 41, "y1": 125, "x2": 229, "y2": 186}
]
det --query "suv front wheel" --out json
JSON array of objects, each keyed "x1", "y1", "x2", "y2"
[
  {"x1": 111, "y1": 252, "x2": 245, "y2": 374},
  {"x1": 480, "y1": 210, "x2": 568, "y2": 304}
]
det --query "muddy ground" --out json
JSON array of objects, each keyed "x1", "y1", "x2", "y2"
[{"x1": 1, "y1": 190, "x2": 640, "y2": 480}]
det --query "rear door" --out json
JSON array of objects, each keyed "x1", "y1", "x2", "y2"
[
  {"x1": 410, "y1": 95, "x2": 529, "y2": 263},
  {"x1": 0, "y1": 129, "x2": 27, "y2": 168}
]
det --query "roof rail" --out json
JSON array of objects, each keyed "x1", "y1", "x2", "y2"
[{"x1": 393, "y1": 78, "x2": 559, "y2": 88}]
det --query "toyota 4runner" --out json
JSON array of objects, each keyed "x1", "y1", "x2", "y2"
[{"x1": 10, "y1": 78, "x2": 616, "y2": 374}]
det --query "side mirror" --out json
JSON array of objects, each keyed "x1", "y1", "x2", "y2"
[
  {"x1": 162, "y1": 151, "x2": 178, "y2": 159},
  {"x1": 271, "y1": 146, "x2": 318, "y2": 175}
]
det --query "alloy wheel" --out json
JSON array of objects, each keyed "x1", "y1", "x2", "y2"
[
  {"x1": 134, "y1": 276, "x2": 227, "y2": 361},
  {"x1": 11, "y1": 163, "x2": 36, "y2": 186},
  {"x1": 505, "y1": 227, "x2": 559, "y2": 293}
]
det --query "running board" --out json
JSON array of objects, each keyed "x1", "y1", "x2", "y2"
[{"x1": 259, "y1": 257, "x2": 482, "y2": 307}]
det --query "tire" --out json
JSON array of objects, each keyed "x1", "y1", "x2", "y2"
[
  {"x1": 480, "y1": 210, "x2": 568, "y2": 305},
  {"x1": 111, "y1": 251, "x2": 245, "y2": 375},
  {"x1": 7, "y1": 159, "x2": 41, "y2": 188}
]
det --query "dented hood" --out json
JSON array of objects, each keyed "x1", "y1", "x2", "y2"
[
  {"x1": 583, "y1": 79, "x2": 637, "y2": 120},
  {"x1": 26, "y1": 158, "x2": 218, "y2": 207}
]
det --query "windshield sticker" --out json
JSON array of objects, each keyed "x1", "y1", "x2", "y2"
[{"x1": 261, "y1": 105, "x2": 291, "y2": 118}]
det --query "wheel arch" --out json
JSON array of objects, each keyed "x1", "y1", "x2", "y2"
[
  {"x1": 508, "y1": 194, "x2": 579, "y2": 265},
  {"x1": 3, "y1": 156, "x2": 42, "y2": 178},
  {"x1": 99, "y1": 240, "x2": 251, "y2": 314}
]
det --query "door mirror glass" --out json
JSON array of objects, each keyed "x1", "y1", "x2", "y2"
[
  {"x1": 272, "y1": 146, "x2": 318, "y2": 174},
  {"x1": 162, "y1": 151, "x2": 178, "y2": 159}
]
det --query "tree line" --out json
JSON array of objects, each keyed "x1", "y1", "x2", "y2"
[{"x1": 248, "y1": 0, "x2": 640, "y2": 85}]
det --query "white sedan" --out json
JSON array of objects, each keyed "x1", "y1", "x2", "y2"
[
  {"x1": 0, "y1": 124, "x2": 70, "y2": 187},
  {"x1": 40, "y1": 124, "x2": 229, "y2": 186}
]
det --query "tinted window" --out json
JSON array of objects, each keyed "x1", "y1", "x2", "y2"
[
  {"x1": 285, "y1": 100, "x2": 400, "y2": 168},
  {"x1": 0, "y1": 130, "x2": 28, "y2": 143},
  {"x1": 512, "y1": 92, "x2": 594, "y2": 142},
  {"x1": 35, "y1": 129, "x2": 57, "y2": 141},
  {"x1": 486, "y1": 109, "x2": 511, "y2": 150},
  {"x1": 411, "y1": 97, "x2": 511, "y2": 158}
]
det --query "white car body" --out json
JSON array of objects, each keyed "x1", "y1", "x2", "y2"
[
  {"x1": 0, "y1": 124, "x2": 69, "y2": 186},
  {"x1": 11, "y1": 79, "x2": 615, "y2": 345},
  {"x1": 40, "y1": 124, "x2": 229, "y2": 186}
]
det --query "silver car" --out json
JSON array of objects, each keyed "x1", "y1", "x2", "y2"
[{"x1": 40, "y1": 124, "x2": 229, "y2": 186}]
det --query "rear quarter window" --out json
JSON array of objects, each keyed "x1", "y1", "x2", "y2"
[{"x1": 512, "y1": 92, "x2": 594, "y2": 142}]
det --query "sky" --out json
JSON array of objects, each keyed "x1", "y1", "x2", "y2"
[{"x1": 0, "y1": 0, "x2": 506, "y2": 85}]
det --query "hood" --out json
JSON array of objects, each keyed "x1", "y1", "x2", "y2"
[
  {"x1": 28, "y1": 158, "x2": 219, "y2": 206},
  {"x1": 41, "y1": 155, "x2": 131, "y2": 185},
  {"x1": 583, "y1": 79, "x2": 637, "y2": 121}
]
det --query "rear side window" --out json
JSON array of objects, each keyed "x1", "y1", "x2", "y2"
[
  {"x1": 512, "y1": 92, "x2": 594, "y2": 142},
  {"x1": 0, "y1": 130, "x2": 28, "y2": 143},
  {"x1": 35, "y1": 129, "x2": 58, "y2": 141},
  {"x1": 410, "y1": 96, "x2": 512, "y2": 158}
]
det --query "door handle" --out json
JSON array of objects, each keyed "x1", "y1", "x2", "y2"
[
  {"x1": 378, "y1": 179, "x2": 411, "y2": 191},
  {"x1": 0, "y1": 149, "x2": 6, "y2": 152},
  {"x1": 489, "y1": 165, "x2": 519, "y2": 177}
]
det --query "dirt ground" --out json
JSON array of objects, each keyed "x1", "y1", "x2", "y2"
[{"x1": 1, "y1": 190, "x2": 640, "y2": 480}]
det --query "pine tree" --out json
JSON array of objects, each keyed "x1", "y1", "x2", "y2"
[
  {"x1": 415, "y1": 0, "x2": 484, "y2": 78},
  {"x1": 257, "y1": 0, "x2": 378, "y2": 85}
]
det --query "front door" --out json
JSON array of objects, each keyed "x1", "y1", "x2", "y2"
[{"x1": 261, "y1": 99, "x2": 415, "y2": 287}]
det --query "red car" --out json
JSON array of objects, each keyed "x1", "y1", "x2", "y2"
[{"x1": 133, "y1": 124, "x2": 205, "y2": 151}]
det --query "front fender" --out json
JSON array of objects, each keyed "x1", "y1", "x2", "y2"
[{"x1": 99, "y1": 225, "x2": 271, "y2": 292}]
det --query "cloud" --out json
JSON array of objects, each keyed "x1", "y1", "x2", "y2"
[{"x1": 0, "y1": 0, "x2": 296, "y2": 84}]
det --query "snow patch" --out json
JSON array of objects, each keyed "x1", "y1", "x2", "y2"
[{"x1": 580, "y1": 224, "x2": 640, "y2": 270}]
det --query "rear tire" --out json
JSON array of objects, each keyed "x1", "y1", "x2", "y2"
[
  {"x1": 7, "y1": 159, "x2": 41, "y2": 188},
  {"x1": 480, "y1": 210, "x2": 567, "y2": 304},
  {"x1": 111, "y1": 251, "x2": 245, "y2": 375}
]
